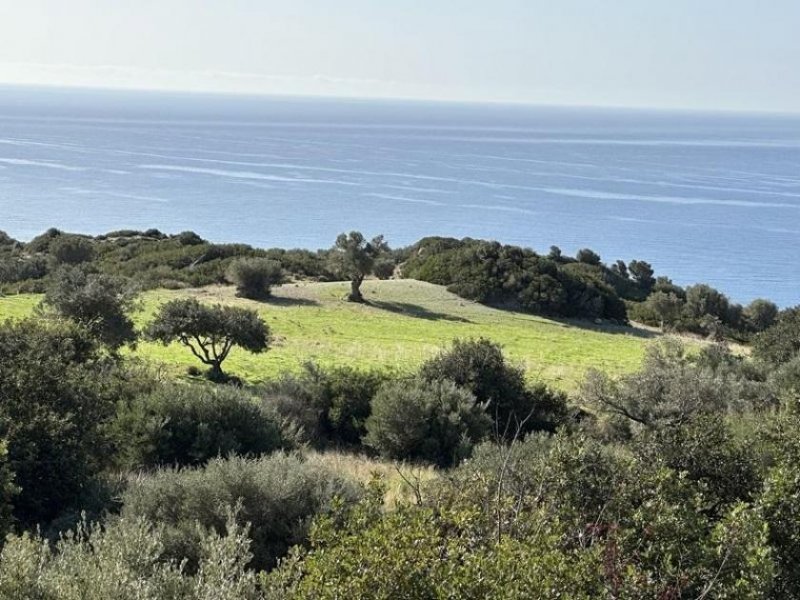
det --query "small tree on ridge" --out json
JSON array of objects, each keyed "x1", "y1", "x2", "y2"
[{"x1": 330, "y1": 231, "x2": 389, "y2": 302}]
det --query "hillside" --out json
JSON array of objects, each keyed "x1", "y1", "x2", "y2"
[{"x1": 0, "y1": 279, "x2": 651, "y2": 390}]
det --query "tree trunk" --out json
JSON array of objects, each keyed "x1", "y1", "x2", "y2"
[
  {"x1": 348, "y1": 277, "x2": 364, "y2": 302},
  {"x1": 208, "y1": 361, "x2": 226, "y2": 382}
]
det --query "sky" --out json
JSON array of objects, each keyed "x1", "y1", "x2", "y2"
[{"x1": 0, "y1": 0, "x2": 798, "y2": 112}]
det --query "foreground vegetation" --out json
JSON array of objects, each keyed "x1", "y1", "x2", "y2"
[{"x1": 0, "y1": 226, "x2": 798, "y2": 597}]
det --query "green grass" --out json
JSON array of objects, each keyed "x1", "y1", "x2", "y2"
[{"x1": 0, "y1": 280, "x2": 653, "y2": 390}]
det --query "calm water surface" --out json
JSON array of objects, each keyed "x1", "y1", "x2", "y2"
[{"x1": 1, "y1": 86, "x2": 798, "y2": 305}]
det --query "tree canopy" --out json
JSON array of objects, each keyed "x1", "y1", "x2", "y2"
[{"x1": 146, "y1": 298, "x2": 270, "y2": 380}]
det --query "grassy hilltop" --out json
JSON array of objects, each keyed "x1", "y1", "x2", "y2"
[{"x1": 0, "y1": 279, "x2": 650, "y2": 390}]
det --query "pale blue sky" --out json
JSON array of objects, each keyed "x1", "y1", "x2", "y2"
[{"x1": 0, "y1": 0, "x2": 797, "y2": 111}]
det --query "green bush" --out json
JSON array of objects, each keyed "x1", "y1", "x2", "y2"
[
  {"x1": 112, "y1": 383, "x2": 292, "y2": 469},
  {"x1": 261, "y1": 363, "x2": 389, "y2": 447},
  {"x1": 372, "y1": 257, "x2": 396, "y2": 280},
  {"x1": 0, "y1": 319, "x2": 120, "y2": 527},
  {"x1": 753, "y1": 307, "x2": 800, "y2": 366},
  {"x1": 0, "y1": 442, "x2": 16, "y2": 541},
  {"x1": 226, "y1": 258, "x2": 284, "y2": 299},
  {"x1": 419, "y1": 338, "x2": 570, "y2": 438},
  {"x1": 49, "y1": 235, "x2": 94, "y2": 265},
  {"x1": 121, "y1": 453, "x2": 361, "y2": 571},
  {"x1": 43, "y1": 266, "x2": 138, "y2": 351},
  {"x1": 402, "y1": 237, "x2": 630, "y2": 321},
  {"x1": 0, "y1": 515, "x2": 259, "y2": 600},
  {"x1": 268, "y1": 434, "x2": 775, "y2": 599},
  {"x1": 365, "y1": 379, "x2": 491, "y2": 467}
]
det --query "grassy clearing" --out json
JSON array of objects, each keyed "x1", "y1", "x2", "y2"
[
  {"x1": 304, "y1": 450, "x2": 437, "y2": 508},
  {"x1": 0, "y1": 280, "x2": 652, "y2": 390}
]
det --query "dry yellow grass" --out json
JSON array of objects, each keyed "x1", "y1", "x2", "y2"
[{"x1": 304, "y1": 449, "x2": 437, "y2": 508}]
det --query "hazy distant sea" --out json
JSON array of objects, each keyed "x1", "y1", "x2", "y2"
[{"x1": 1, "y1": 85, "x2": 798, "y2": 306}]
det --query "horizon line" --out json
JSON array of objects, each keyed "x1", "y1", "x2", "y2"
[{"x1": 1, "y1": 80, "x2": 799, "y2": 119}]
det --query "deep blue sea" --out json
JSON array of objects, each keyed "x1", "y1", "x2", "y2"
[{"x1": 1, "y1": 85, "x2": 798, "y2": 306}]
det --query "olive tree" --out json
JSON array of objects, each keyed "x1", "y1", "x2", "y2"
[
  {"x1": 146, "y1": 298, "x2": 270, "y2": 381},
  {"x1": 330, "y1": 231, "x2": 389, "y2": 302}
]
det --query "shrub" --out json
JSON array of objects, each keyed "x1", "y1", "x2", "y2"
[
  {"x1": 632, "y1": 414, "x2": 762, "y2": 510},
  {"x1": 744, "y1": 298, "x2": 779, "y2": 333},
  {"x1": 49, "y1": 235, "x2": 94, "y2": 265},
  {"x1": 226, "y1": 257, "x2": 284, "y2": 299},
  {"x1": 176, "y1": 230, "x2": 205, "y2": 245},
  {"x1": 364, "y1": 379, "x2": 491, "y2": 467},
  {"x1": 576, "y1": 248, "x2": 601, "y2": 265},
  {"x1": 121, "y1": 453, "x2": 361, "y2": 571},
  {"x1": 582, "y1": 339, "x2": 770, "y2": 434},
  {"x1": 43, "y1": 266, "x2": 138, "y2": 351},
  {"x1": 419, "y1": 338, "x2": 569, "y2": 438},
  {"x1": 269, "y1": 434, "x2": 775, "y2": 599},
  {"x1": 0, "y1": 443, "x2": 16, "y2": 541},
  {"x1": 112, "y1": 383, "x2": 292, "y2": 469},
  {"x1": 261, "y1": 363, "x2": 390, "y2": 448},
  {"x1": 0, "y1": 515, "x2": 259, "y2": 599},
  {"x1": 372, "y1": 258, "x2": 396, "y2": 280},
  {"x1": 753, "y1": 307, "x2": 800, "y2": 366},
  {"x1": 0, "y1": 319, "x2": 119, "y2": 527}
]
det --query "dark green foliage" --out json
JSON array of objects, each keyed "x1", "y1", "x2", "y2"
[
  {"x1": 0, "y1": 319, "x2": 119, "y2": 527},
  {"x1": 226, "y1": 257, "x2": 284, "y2": 299},
  {"x1": 647, "y1": 290, "x2": 684, "y2": 326},
  {"x1": 0, "y1": 443, "x2": 16, "y2": 541},
  {"x1": 49, "y1": 235, "x2": 94, "y2": 265},
  {"x1": 26, "y1": 227, "x2": 62, "y2": 253},
  {"x1": 419, "y1": 338, "x2": 570, "y2": 438},
  {"x1": 330, "y1": 231, "x2": 389, "y2": 302},
  {"x1": 745, "y1": 298, "x2": 779, "y2": 332},
  {"x1": 403, "y1": 237, "x2": 629, "y2": 321},
  {"x1": 365, "y1": 379, "x2": 491, "y2": 467},
  {"x1": 575, "y1": 247, "x2": 601, "y2": 265},
  {"x1": 121, "y1": 453, "x2": 361, "y2": 571},
  {"x1": 0, "y1": 231, "x2": 16, "y2": 247},
  {"x1": 176, "y1": 230, "x2": 205, "y2": 246},
  {"x1": 112, "y1": 383, "x2": 292, "y2": 469},
  {"x1": 146, "y1": 298, "x2": 270, "y2": 380},
  {"x1": 261, "y1": 364, "x2": 391, "y2": 447},
  {"x1": 372, "y1": 257, "x2": 396, "y2": 280},
  {"x1": 753, "y1": 306, "x2": 800, "y2": 366},
  {"x1": 627, "y1": 259, "x2": 655, "y2": 292},
  {"x1": 43, "y1": 266, "x2": 138, "y2": 351},
  {"x1": 0, "y1": 254, "x2": 48, "y2": 287},
  {"x1": 633, "y1": 415, "x2": 762, "y2": 510}
]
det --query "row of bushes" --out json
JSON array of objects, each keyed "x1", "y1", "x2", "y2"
[{"x1": 0, "y1": 228, "x2": 406, "y2": 296}]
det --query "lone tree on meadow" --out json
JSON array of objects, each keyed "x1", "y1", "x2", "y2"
[
  {"x1": 331, "y1": 231, "x2": 389, "y2": 302},
  {"x1": 226, "y1": 257, "x2": 284, "y2": 300},
  {"x1": 146, "y1": 298, "x2": 270, "y2": 381}
]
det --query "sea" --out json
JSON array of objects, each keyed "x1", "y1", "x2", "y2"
[{"x1": 0, "y1": 85, "x2": 798, "y2": 306}]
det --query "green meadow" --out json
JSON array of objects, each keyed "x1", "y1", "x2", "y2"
[{"x1": 0, "y1": 279, "x2": 653, "y2": 390}]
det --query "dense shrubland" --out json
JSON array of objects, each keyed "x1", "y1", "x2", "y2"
[{"x1": 0, "y1": 227, "x2": 799, "y2": 596}]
